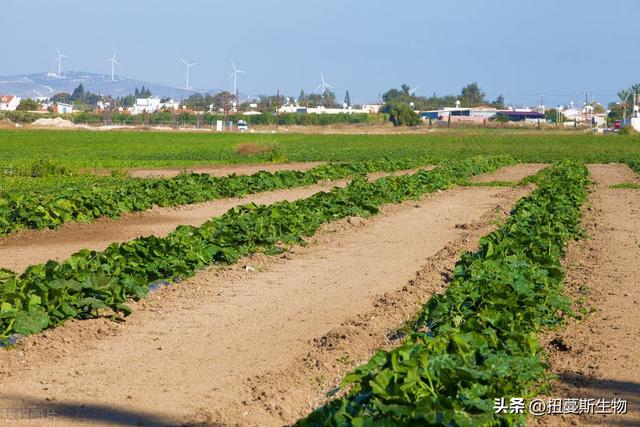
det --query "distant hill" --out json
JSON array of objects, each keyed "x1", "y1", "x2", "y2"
[{"x1": 0, "y1": 71, "x2": 223, "y2": 99}]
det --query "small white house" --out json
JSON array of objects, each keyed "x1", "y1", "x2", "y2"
[
  {"x1": 54, "y1": 102, "x2": 74, "y2": 114},
  {"x1": 0, "y1": 95, "x2": 21, "y2": 111},
  {"x1": 130, "y1": 98, "x2": 161, "y2": 115},
  {"x1": 160, "y1": 99, "x2": 180, "y2": 111}
]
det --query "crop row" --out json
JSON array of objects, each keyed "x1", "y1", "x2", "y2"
[
  {"x1": 628, "y1": 158, "x2": 640, "y2": 175},
  {"x1": 296, "y1": 160, "x2": 590, "y2": 426},
  {"x1": 0, "y1": 156, "x2": 514, "y2": 340},
  {"x1": 0, "y1": 158, "x2": 435, "y2": 236}
]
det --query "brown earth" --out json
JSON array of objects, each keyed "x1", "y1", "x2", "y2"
[
  {"x1": 0, "y1": 167, "x2": 433, "y2": 274},
  {"x1": 470, "y1": 163, "x2": 548, "y2": 183},
  {"x1": 0, "y1": 166, "x2": 541, "y2": 426},
  {"x1": 532, "y1": 164, "x2": 640, "y2": 427},
  {"x1": 127, "y1": 161, "x2": 325, "y2": 178},
  {"x1": 0, "y1": 179, "x2": 348, "y2": 274}
]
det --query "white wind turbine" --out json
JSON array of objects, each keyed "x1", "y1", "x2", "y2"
[
  {"x1": 54, "y1": 47, "x2": 69, "y2": 77},
  {"x1": 409, "y1": 85, "x2": 420, "y2": 95},
  {"x1": 180, "y1": 58, "x2": 197, "y2": 90},
  {"x1": 315, "y1": 73, "x2": 333, "y2": 95},
  {"x1": 228, "y1": 60, "x2": 246, "y2": 97},
  {"x1": 106, "y1": 50, "x2": 119, "y2": 81}
]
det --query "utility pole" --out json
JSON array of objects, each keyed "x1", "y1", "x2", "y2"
[
  {"x1": 235, "y1": 88, "x2": 239, "y2": 131},
  {"x1": 275, "y1": 88, "x2": 280, "y2": 132},
  {"x1": 223, "y1": 92, "x2": 228, "y2": 130}
]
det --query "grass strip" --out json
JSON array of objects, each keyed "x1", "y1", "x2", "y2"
[
  {"x1": 609, "y1": 183, "x2": 640, "y2": 189},
  {"x1": 0, "y1": 156, "x2": 513, "y2": 341},
  {"x1": 0, "y1": 158, "x2": 436, "y2": 236},
  {"x1": 296, "y1": 160, "x2": 590, "y2": 426}
]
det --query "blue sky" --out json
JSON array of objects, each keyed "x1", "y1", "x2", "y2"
[{"x1": 1, "y1": 0, "x2": 638, "y2": 106}]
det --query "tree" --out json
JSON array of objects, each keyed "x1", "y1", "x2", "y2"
[
  {"x1": 459, "y1": 82, "x2": 486, "y2": 107},
  {"x1": 492, "y1": 94, "x2": 505, "y2": 109},
  {"x1": 298, "y1": 89, "x2": 305, "y2": 105},
  {"x1": 381, "y1": 102, "x2": 421, "y2": 127},
  {"x1": 592, "y1": 103, "x2": 605, "y2": 114},
  {"x1": 52, "y1": 92, "x2": 71, "y2": 103},
  {"x1": 544, "y1": 108, "x2": 564, "y2": 124},
  {"x1": 70, "y1": 84, "x2": 86, "y2": 102},
  {"x1": 16, "y1": 98, "x2": 40, "y2": 111},
  {"x1": 344, "y1": 90, "x2": 351, "y2": 107},
  {"x1": 618, "y1": 89, "x2": 631, "y2": 119}
]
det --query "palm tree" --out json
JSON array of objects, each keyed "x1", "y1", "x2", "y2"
[
  {"x1": 618, "y1": 89, "x2": 631, "y2": 119},
  {"x1": 630, "y1": 84, "x2": 640, "y2": 111}
]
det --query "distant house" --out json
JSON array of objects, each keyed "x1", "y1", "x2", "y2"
[
  {"x1": 0, "y1": 95, "x2": 21, "y2": 111},
  {"x1": 419, "y1": 107, "x2": 497, "y2": 123},
  {"x1": 160, "y1": 99, "x2": 180, "y2": 111},
  {"x1": 495, "y1": 110, "x2": 545, "y2": 122},
  {"x1": 53, "y1": 102, "x2": 73, "y2": 114},
  {"x1": 277, "y1": 105, "x2": 379, "y2": 115},
  {"x1": 130, "y1": 98, "x2": 161, "y2": 115}
]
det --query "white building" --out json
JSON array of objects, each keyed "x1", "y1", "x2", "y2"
[
  {"x1": 0, "y1": 95, "x2": 21, "y2": 111},
  {"x1": 160, "y1": 99, "x2": 180, "y2": 111},
  {"x1": 130, "y1": 97, "x2": 161, "y2": 115},
  {"x1": 277, "y1": 104, "x2": 380, "y2": 115},
  {"x1": 54, "y1": 102, "x2": 73, "y2": 114}
]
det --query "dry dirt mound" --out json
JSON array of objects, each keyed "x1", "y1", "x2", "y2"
[{"x1": 30, "y1": 117, "x2": 75, "y2": 128}]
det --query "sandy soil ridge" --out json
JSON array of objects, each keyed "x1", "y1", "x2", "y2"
[{"x1": 534, "y1": 164, "x2": 640, "y2": 426}]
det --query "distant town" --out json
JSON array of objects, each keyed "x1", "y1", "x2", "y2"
[{"x1": 1, "y1": 71, "x2": 639, "y2": 132}]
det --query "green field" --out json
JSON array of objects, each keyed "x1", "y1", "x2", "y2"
[{"x1": 1, "y1": 129, "x2": 639, "y2": 171}]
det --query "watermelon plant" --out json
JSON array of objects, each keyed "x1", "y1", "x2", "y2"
[
  {"x1": 0, "y1": 158, "x2": 436, "y2": 236},
  {"x1": 0, "y1": 156, "x2": 513, "y2": 341},
  {"x1": 296, "y1": 161, "x2": 590, "y2": 426}
]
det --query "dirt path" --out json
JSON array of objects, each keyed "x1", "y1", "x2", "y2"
[
  {"x1": 533, "y1": 163, "x2": 640, "y2": 426},
  {"x1": 0, "y1": 179, "x2": 348, "y2": 274},
  {"x1": 470, "y1": 163, "x2": 547, "y2": 183},
  {"x1": 0, "y1": 167, "x2": 435, "y2": 274},
  {"x1": 0, "y1": 165, "x2": 540, "y2": 427},
  {"x1": 127, "y1": 161, "x2": 325, "y2": 178}
]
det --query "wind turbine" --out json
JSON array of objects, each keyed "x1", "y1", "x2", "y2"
[
  {"x1": 409, "y1": 86, "x2": 420, "y2": 95},
  {"x1": 315, "y1": 73, "x2": 333, "y2": 95},
  {"x1": 228, "y1": 60, "x2": 246, "y2": 98},
  {"x1": 180, "y1": 58, "x2": 197, "y2": 90},
  {"x1": 54, "y1": 47, "x2": 69, "y2": 77},
  {"x1": 106, "y1": 51, "x2": 119, "y2": 81}
]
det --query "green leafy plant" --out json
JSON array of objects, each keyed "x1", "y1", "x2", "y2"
[
  {"x1": 296, "y1": 161, "x2": 590, "y2": 426},
  {"x1": 0, "y1": 156, "x2": 514, "y2": 341},
  {"x1": 0, "y1": 158, "x2": 437, "y2": 236}
]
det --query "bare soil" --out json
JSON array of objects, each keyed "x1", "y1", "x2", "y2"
[
  {"x1": 127, "y1": 161, "x2": 325, "y2": 178},
  {"x1": 0, "y1": 165, "x2": 540, "y2": 427},
  {"x1": 0, "y1": 167, "x2": 434, "y2": 274},
  {"x1": 532, "y1": 164, "x2": 640, "y2": 426},
  {"x1": 470, "y1": 163, "x2": 547, "y2": 183},
  {"x1": 0, "y1": 179, "x2": 348, "y2": 274}
]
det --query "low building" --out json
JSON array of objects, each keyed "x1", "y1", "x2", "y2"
[
  {"x1": 53, "y1": 103, "x2": 73, "y2": 114},
  {"x1": 130, "y1": 98, "x2": 161, "y2": 115},
  {"x1": 495, "y1": 110, "x2": 545, "y2": 122},
  {"x1": 420, "y1": 107, "x2": 497, "y2": 123},
  {"x1": 277, "y1": 105, "x2": 378, "y2": 115},
  {"x1": 160, "y1": 99, "x2": 180, "y2": 111},
  {"x1": 0, "y1": 95, "x2": 21, "y2": 111}
]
